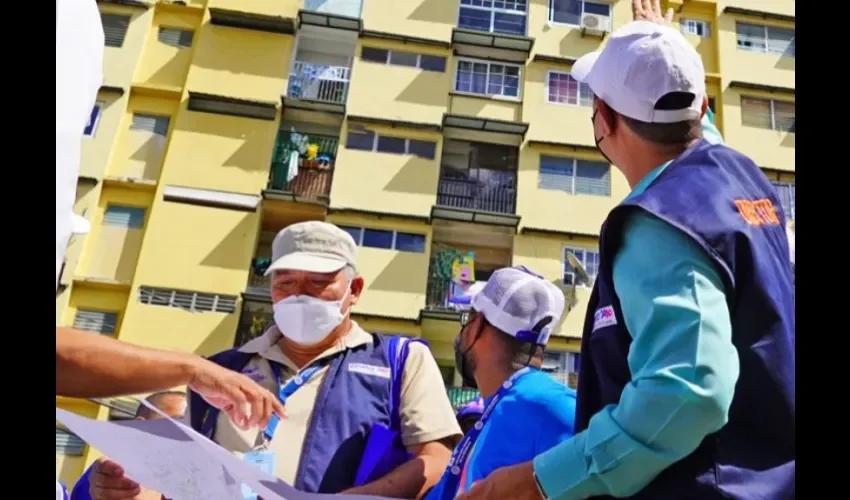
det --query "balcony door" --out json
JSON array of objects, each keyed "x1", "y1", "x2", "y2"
[{"x1": 438, "y1": 140, "x2": 518, "y2": 214}]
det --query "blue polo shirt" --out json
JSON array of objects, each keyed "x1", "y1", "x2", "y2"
[{"x1": 426, "y1": 368, "x2": 576, "y2": 499}]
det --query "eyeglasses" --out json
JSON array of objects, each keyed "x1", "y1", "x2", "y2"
[{"x1": 460, "y1": 310, "x2": 478, "y2": 327}]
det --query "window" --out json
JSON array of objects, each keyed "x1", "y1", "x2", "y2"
[
  {"x1": 338, "y1": 225, "x2": 427, "y2": 253},
  {"x1": 158, "y1": 27, "x2": 194, "y2": 48},
  {"x1": 103, "y1": 205, "x2": 146, "y2": 229},
  {"x1": 741, "y1": 96, "x2": 795, "y2": 132},
  {"x1": 130, "y1": 113, "x2": 170, "y2": 136},
  {"x1": 73, "y1": 309, "x2": 118, "y2": 335},
  {"x1": 56, "y1": 428, "x2": 85, "y2": 456},
  {"x1": 458, "y1": 0, "x2": 528, "y2": 36},
  {"x1": 138, "y1": 287, "x2": 238, "y2": 313},
  {"x1": 101, "y1": 13, "x2": 130, "y2": 47},
  {"x1": 736, "y1": 22, "x2": 795, "y2": 56},
  {"x1": 771, "y1": 181, "x2": 796, "y2": 220},
  {"x1": 345, "y1": 129, "x2": 438, "y2": 159},
  {"x1": 84, "y1": 101, "x2": 104, "y2": 137},
  {"x1": 563, "y1": 247, "x2": 599, "y2": 286},
  {"x1": 360, "y1": 46, "x2": 448, "y2": 73},
  {"x1": 546, "y1": 71, "x2": 592, "y2": 106},
  {"x1": 542, "y1": 351, "x2": 581, "y2": 388},
  {"x1": 455, "y1": 58, "x2": 521, "y2": 98},
  {"x1": 549, "y1": 0, "x2": 611, "y2": 26},
  {"x1": 539, "y1": 156, "x2": 611, "y2": 196},
  {"x1": 680, "y1": 19, "x2": 710, "y2": 37}
]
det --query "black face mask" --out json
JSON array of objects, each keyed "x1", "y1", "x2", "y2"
[
  {"x1": 453, "y1": 324, "x2": 481, "y2": 389},
  {"x1": 592, "y1": 108, "x2": 615, "y2": 166}
]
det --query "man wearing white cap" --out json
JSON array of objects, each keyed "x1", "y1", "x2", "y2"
[
  {"x1": 457, "y1": 1, "x2": 794, "y2": 499},
  {"x1": 425, "y1": 266, "x2": 576, "y2": 500}
]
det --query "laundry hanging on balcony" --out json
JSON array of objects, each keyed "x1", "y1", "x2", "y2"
[{"x1": 286, "y1": 128, "x2": 310, "y2": 183}]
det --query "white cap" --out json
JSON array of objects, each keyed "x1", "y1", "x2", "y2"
[
  {"x1": 455, "y1": 266, "x2": 566, "y2": 346},
  {"x1": 70, "y1": 214, "x2": 90, "y2": 235},
  {"x1": 571, "y1": 20, "x2": 706, "y2": 123}
]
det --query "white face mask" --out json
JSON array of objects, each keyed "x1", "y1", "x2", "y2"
[{"x1": 273, "y1": 284, "x2": 351, "y2": 345}]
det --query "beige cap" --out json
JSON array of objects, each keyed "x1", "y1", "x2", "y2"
[{"x1": 265, "y1": 221, "x2": 358, "y2": 275}]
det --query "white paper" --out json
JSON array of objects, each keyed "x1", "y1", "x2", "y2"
[{"x1": 56, "y1": 407, "x2": 392, "y2": 500}]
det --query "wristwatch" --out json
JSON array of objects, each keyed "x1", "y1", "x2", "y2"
[{"x1": 533, "y1": 470, "x2": 549, "y2": 500}]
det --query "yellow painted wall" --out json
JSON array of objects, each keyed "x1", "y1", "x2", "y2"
[
  {"x1": 56, "y1": 398, "x2": 99, "y2": 489},
  {"x1": 61, "y1": 183, "x2": 102, "y2": 287},
  {"x1": 330, "y1": 120, "x2": 442, "y2": 218},
  {"x1": 360, "y1": 0, "x2": 454, "y2": 43},
  {"x1": 722, "y1": 87, "x2": 794, "y2": 172},
  {"x1": 81, "y1": 92, "x2": 127, "y2": 179},
  {"x1": 108, "y1": 94, "x2": 179, "y2": 181},
  {"x1": 185, "y1": 18, "x2": 294, "y2": 102},
  {"x1": 512, "y1": 233, "x2": 597, "y2": 339},
  {"x1": 517, "y1": 143, "x2": 628, "y2": 235},
  {"x1": 673, "y1": 3, "x2": 719, "y2": 74},
  {"x1": 134, "y1": 9, "x2": 201, "y2": 89},
  {"x1": 159, "y1": 107, "x2": 279, "y2": 194},
  {"x1": 207, "y1": 0, "x2": 300, "y2": 19},
  {"x1": 527, "y1": 0, "x2": 633, "y2": 59},
  {"x1": 131, "y1": 200, "x2": 260, "y2": 293},
  {"x1": 449, "y1": 93, "x2": 522, "y2": 122},
  {"x1": 101, "y1": 5, "x2": 152, "y2": 88},
  {"x1": 720, "y1": 0, "x2": 794, "y2": 18},
  {"x1": 326, "y1": 213, "x2": 431, "y2": 320},
  {"x1": 78, "y1": 187, "x2": 153, "y2": 282},
  {"x1": 347, "y1": 38, "x2": 451, "y2": 125},
  {"x1": 522, "y1": 61, "x2": 594, "y2": 146},
  {"x1": 716, "y1": 13, "x2": 794, "y2": 90}
]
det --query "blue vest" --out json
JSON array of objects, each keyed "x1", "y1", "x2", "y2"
[
  {"x1": 576, "y1": 140, "x2": 795, "y2": 499},
  {"x1": 189, "y1": 333, "x2": 424, "y2": 494}
]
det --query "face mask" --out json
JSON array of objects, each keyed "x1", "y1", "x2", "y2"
[
  {"x1": 592, "y1": 108, "x2": 615, "y2": 166},
  {"x1": 273, "y1": 284, "x2": 351, "y2": 345},
  {"x1": 453, "y1": 327, "x2": 480, "y2": 389}
]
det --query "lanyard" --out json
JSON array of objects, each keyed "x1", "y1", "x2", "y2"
[
  {"x1": 440, "y1": 367, "x2": 532, "y2": 500},
  {"x1": 262, "y1": 361, "x2": 323, "y2": 441}
]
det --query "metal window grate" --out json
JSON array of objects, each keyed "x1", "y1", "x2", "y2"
[
  {"x1": 101, "y1": 13, "x2": 130, "y2": 47},
  {"x1": 158, "y1": 27, "x2": 194, "y2": 48},
  {"x1": 130, "y1": 113, "x2": 171, "y2": 136},
  {"x1": 56, "y1": 428, "x2": 85, "y2": 455},
  {"x1": 73, "y1": 309, "x2": 118, "y2": 335},
  {"x1": 138, "y1": 286, "x2": 238, "y2": 314}
]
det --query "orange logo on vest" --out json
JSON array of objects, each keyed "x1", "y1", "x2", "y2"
[{"x1": 735, "y1": 199, "x2": 781, "y2": 226}]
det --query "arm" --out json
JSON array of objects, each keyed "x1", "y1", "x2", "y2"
[
  {"x1": 345, "y1": 342, "x2": 462, "y2": 498},
  {"x1": 56, "y1": 326, "x2": 197, "y2": 397},
  {"x1": 533, "y1": 213, "x2": 739, "y2": 499}
]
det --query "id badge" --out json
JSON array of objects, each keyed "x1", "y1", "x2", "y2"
[{"x1": 241, "y1": 450, "x2": 276, "y2": 500}]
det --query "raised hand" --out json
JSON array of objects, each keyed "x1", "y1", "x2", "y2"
[{"x1": 633, "y1": 0, "x2": 674, "y2": 26}]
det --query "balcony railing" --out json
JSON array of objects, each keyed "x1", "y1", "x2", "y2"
[
  {"x1": 436, "y1": 175, "x2": 517, "y2": 215},
  {"x1": 425, "y1": 276, "x2": 455, "y2": 311},
  {"x1": 268, "y1": 132, "x2": 338, "y2": 200},
  {"x1": 447, "y1": 386, "x2": 480, "y2": 409},
  {"x1": 287, "y1": 61, "x2": 351, "y2": 105},
  {"x1": 304, "y1": 0, "x2": 363, "y2": 18}
]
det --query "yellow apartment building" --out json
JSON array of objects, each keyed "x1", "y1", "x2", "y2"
[{"x1": 56, "y1": 0, "x2": 795, "y2": 486}]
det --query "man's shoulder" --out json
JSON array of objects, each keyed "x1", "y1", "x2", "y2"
[{"x1": 506, "y1": 371, "x2": 577, "y2": 420}]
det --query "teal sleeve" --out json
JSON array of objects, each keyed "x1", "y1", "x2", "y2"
[
  {"x1": 702, "y1": 109, "x2": 724, "y2": 145},
  {"x1": 533, "y1": 213, "x2": 739, "y2": 499}
]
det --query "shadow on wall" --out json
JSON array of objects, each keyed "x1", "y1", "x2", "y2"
[
  {"x1": 774, "y1": 55, "x2": 795, "y2": 71},
  {"x1": 143, "y1": 54, "x2": 193, "y2": 89},
  {"x1": 127, "y1": 135, "x2": 168, "y2": 181},
  {"x1": 396, "y1": 72, "x2": 451, "y2": 107},
  {"x1": 190, "y1": 23, "x2": 289, "y2": 80},
  {"x1": 558, "y1": 30, "x2": 604, "y2": 60},
  {"x1": 408, "y1": 0, "x2": 457, "y2": 24},
  {"x1": 172, "y1": 104, "x2": 278, "y2": 173},
  {"x1": 193, "y1": 314, "x2": 241, "y2": 356},
  {"x1": 200, "y1": 212, "x2": 259, "y2": 270},
  {"x1": 383, "y1": 156, "x2": 440, "y2": 195},
  {"x1": 780, "y1": 132, "x2": 794, "y2": 149},
  {"x1": 370, "y1": 253, "x2": 429, "y2": 294}
]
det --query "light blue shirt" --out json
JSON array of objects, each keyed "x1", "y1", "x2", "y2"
[
  {"x1": 426, "y1": 369, "x2": 576, "y2": 499},
  {"x1": 533, "y1": 111, "x2": 740, "y2": 498}
]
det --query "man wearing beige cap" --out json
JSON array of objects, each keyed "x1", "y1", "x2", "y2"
[{"x1": 89, "y1": 221, "x2": 461, "y2": 499}]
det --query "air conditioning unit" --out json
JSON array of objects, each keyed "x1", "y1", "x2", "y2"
[{"x1": 581, "y1": 13, "x2": 611, "y2": 35}]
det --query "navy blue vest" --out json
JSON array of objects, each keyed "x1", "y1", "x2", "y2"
[
  {"x1": 189, "y1": 333, "x2": 401, "y2": 493},
  {"x1": 576, "y1": 140, "x2": 795, "y2": 499}
]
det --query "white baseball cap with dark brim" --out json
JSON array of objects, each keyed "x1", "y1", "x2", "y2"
[
  {"x1": 70, "y1": 214, "x2": 91, "y2": 235},
  {"x1": 264, "y1": 221, "x2": 358, "y2": 276},
  {"x1": 571, "y1": 20, "x2": 706, "y2": 124}
]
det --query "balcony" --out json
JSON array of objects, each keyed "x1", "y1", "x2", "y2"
[
  {"x1": 283, "y1": 30, "x2": 356, "y2": 114},
  {"x1": 431, "y1": 140, "x2": 520, "y2": 227},
  {"x1": 265, "y1": 129, "x2": 338, "y2": 204},
  {"x1": 304, "y1": 0, "x2": 363, "y2": 20},
  {"x1": 446, "y1": 386, "x2": 480, "y2": 410},
  {"x1": 287, "y1": 61, "x2": 350, "y2": 105}
]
